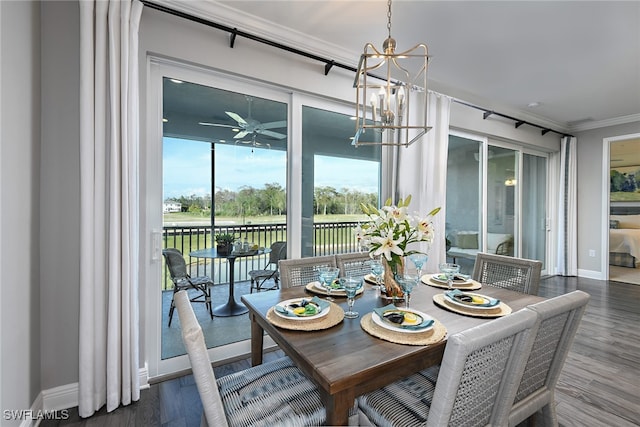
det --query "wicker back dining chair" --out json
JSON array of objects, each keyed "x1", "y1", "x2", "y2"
[
  {"x1": 248, "y1": 241, "x2": 287, "y2": 293},
  {"x1": 509, "y1": 290, "x2": 589, "y2": 427},
  {"x1": 335, "y1": 252, "x2": 373, "y2": 278},
  {"x1": 162, "y1": 248, "x2": 213, "y2": 327},
  {"x1": 278, "y1": 255, "x2": 337, "y2": 288},
  {"x1": 174, "y1": 290, "x2": 332, "y2": 427},
  {"x1": 357, "y1": 307, "x2": 539, "y2": 427},
  {"x1": 472, "y1": 252, "x2": 543, "y2": 295}
]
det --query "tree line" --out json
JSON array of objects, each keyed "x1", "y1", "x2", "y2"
[
  {"x1": 611, "y1": 169, "x2": 640, "y2": 193},
  {"x1": 166, "y1": 183, "x2": 378, "y2": 217}
]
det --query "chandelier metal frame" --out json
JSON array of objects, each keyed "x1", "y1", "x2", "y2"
[{"x1": 353, "y1": 0, "x2": 431, "y2": 147}]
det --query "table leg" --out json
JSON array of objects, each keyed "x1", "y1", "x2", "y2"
[
  {"x1": 212, "y1": 256, "x2": 249, "y2": 316},
  {"x1": 249, "y1": 313, "x2": 264, "y2": 366},
  {"x1": 324, "y1": 390, "x2": 353, "y2": 426}
]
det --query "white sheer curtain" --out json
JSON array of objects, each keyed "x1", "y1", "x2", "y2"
[
  {"x1": 396, "y1": 92, "x2": 451, "y2": 273},
  {"x1": 78, "y1": 0, "x2": 143, "y2": 417},
  {"x1": 557, "y1": 136, "x2": 578, "y2": 276}
]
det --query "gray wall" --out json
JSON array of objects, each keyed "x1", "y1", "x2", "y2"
[
  {"x1": 0, "y1": 0, "x2": 41, "y2": 421},
  {"x1": 576, "y1": 121, "x2": 640, "y2": 273},
  {"x1": 39, "y1": 0, "x2": 80, "y2": 390}
]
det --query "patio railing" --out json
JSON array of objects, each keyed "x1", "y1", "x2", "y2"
[{"x1": 162, "y1": 222, "x2": 360, "y2": 289}]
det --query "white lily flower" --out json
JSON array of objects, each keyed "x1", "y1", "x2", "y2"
[
  {"x1": 371, "y1": 229, "x2": 404, "y2": 261},
  {"x1": 415, "y1": 219, "x2": 435, "y2": 242},
  {"x1": 382, "y1": 205, "x2": 408, "y2": 223}
]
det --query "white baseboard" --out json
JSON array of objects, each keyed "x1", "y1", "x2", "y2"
[
  {"x1": 577, "y1": 268, "x2": 605, "y2": 280},
  {"x1": 23, "y1": 364, "x2": 150, "y2": 425}
]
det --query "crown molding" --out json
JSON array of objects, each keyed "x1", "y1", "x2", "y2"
[
  {"x1": 568, "y1": 113, "x2": 640, "y2": 132},
  {"x1": 148, "y1": 0, "x2": 360, "y2": 68}
]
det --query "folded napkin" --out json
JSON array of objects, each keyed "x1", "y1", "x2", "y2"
[
  {"x1": 435, "y1": 273, "x2": 471, "y2": 281},
  {"x1": 444, "y1": 289, "x2": 500, "y2": 307},
  {"x1": 373, "y1": 304, "x2": 434, "y2": 330},
  {"x1": 274, "y1": 296, "x2": 329, "y2": 317}
]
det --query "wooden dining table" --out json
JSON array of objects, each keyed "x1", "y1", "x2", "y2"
[{"x1": 241, "y1": 278, "x2": 545, "y2": 426}]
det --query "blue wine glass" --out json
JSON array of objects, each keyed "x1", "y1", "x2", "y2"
[
  {"x1": 370, "y1": 259, "x2": 384, "y2": 290},
  {"x1": 439, "y1": 263, "x2": 460, "y2": 290},
  {"x1": 342, "y1": 277, "x2": 363, "y2": 318},
  {"x1": 320, "y1": 267, "x2": 340, "y2": 301},
  {"x1": 409, "y1": 254, "x2": 428, "y2": 280},
  {"x1": 397, "y1": 274, "x2": 419, "y2": 308}
]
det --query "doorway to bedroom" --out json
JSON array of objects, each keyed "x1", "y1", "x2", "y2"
[{"x1": 607, "y1": 134, "x2": 640, "y2": 285}]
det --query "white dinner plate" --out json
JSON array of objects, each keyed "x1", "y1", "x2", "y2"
[
  {"x1": 430, "y1": 273, "x2": 472, "y2": 285},
  {"x1": 274, "y1": 298, "x2": 330, "y2": 321},
  {"x1": 314, "y1": 280, "x2": 344, "y2": 292},
  {"x1": 309, "y1": 281, "x2": 364, "y2": 296},
  {"x1": 443, "y1": 292, "x2": 500, "y2": 311},
  {"x1": 372, "y1": 307, "x2": 434, "y2": 334},
  {"x1": 364, "y1": 274, "x2": 382, "y2": 285}
]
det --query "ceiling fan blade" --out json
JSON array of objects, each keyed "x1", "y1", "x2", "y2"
[
  {"x1": 259, "y1": 120, "x2": 287, "y2": 130},
  {"x1": 258, "y1": 129, "x2": 287, "y2": 139},
  {"x1": 225, "y1": 111, "x2": 247, "y2": 125},
  {"x1": 198, "y1": 122, "x2": 235, "y2": 128},
  {"x1": 234, "y1": 131, "x2": 249, "y2": 139}
]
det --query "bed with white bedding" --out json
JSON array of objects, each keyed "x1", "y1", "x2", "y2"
[{"x1": 609, "y1": 214, "x2": 640, "y2": 268}]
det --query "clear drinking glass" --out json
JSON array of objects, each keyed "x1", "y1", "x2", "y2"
[
  {"x1": 408, "y1": 254, "x2": 428, "y2": 280},
  {"x1": 342, "y1": 277, "x2": 363, "y2": 318},
  {"x1": 396, "y1": 274, "x2": 419, "y2": 308},
  {"x1": 439, "y1": 263, "x2": 460, "y2": 290}
]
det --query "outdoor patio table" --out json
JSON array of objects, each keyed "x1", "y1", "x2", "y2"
[
  {"x1": 241, "y1": 281, "x2": 544, "y2": 425},
  {"x1": 190, "y1": 247, "x2": 270, "y2": 316}
]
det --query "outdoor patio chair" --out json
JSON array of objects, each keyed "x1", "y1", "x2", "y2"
[
  {"x1": 509, "y1": 290, "x2": 589, "y2": 426},
  {"x1": 174, "y1": 290, "x2": 357, "y2": 426},
  {"x1": 248, "y1": 241, "x2": 286, "y2": 293},
  {"x1": 279, "y1": 255, "x2": 337, "y2": 288},
  {"x1": 357, "y1": 307, "x2": 539, "y2": 426},
  {"x1": 162, "y1": 248, "x2": 213, "y2": 327},
  {"x1": 472, "y1": 252, "x2": 543, "y2": 295},
  {"x1": 335, "y1": 252, "x2": 373, "y2": 278}
]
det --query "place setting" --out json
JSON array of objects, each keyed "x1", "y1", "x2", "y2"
[
  {"x1": 361, "y1": 303, "x2": 447, "y2": 346},
  {"x1": 432, "y1": 288, "x2": 512, "y2": 318},
  {"x1": 422, "y1": 262, "x2": 482, "y2": 290},
  {"x1": 305, "y1": 267, "x2": 365, "y2": 299},
  {"x1": 266, "y1": 295, "x2": 345, "y2": 331},
  {"x1": 360, "y1": 273, "x2": 447, "y2": 345}
]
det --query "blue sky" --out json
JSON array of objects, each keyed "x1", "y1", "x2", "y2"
[{"x1": 163, "y1": 137, "x2": 378, "y2": 199}]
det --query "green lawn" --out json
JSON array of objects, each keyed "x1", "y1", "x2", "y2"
[
  {"x1": 163, "y1": 212, "x2": 368, "y2": 225},
  {"x1": 610, "y1": 191, "x2": 640, "y2": 202}
]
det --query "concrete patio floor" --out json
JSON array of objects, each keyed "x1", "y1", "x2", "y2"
[{"x1": 161, "y1": 279, "x2": 263, "y2": 359}]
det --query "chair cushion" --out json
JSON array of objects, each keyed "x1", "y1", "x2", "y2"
[
  {"x1": 217, "y1": 357, "x2": 327, "y2": 427},
  {"x1": 357, "y1": 366, "x2": 440, "y2": 426},
  {"x1": 248, "y1": 269, "x2": 278, "y2": 279},
  {"x1": 457, "y1": 232, "x2": 478, "y2": 249}
]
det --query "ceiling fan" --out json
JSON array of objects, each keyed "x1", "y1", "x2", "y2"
[{"x1": 199, "y1": 96, "x2": 287, "y2": 141}]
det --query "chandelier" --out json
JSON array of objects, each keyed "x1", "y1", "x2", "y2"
[{"x1": 353, "y1": 0, "x2": 431, "y2": 147}]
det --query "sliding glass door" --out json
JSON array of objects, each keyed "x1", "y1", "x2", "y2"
[
  {"x1": 522, "y1": 153, "x2": 547, "y2": 266},
  {"x1": 161, "y1": 78, "x2": 288, "y2": 360},
  {"x1": 445, "y1": 132, "x2": 549, "y2": 274},
  {"x1": 487, "y1": 146, "x2": 517, "y2": 256},
  {"x1": 300, "y1": 105, "x2": 381, "y2": 257},
  {"x1": 145, "y1": 60, "x2": 383, "y2": 378}
]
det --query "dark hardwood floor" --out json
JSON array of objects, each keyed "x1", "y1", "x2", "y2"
[{"x1": 41, "y1": 276, "x2": 640, "y2": 427}]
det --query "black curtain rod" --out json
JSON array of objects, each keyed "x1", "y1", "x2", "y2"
[
  {"x1": 141, "y1": 0, "x2": 573, "y2": 139},
  {"x1": 454, "y1": 100, "x2": 573, "y2": 138}
]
